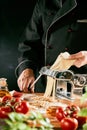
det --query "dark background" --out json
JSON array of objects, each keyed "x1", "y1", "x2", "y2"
[{"x1": 0, "y1": 0, "x2": 37, "y2": 91}]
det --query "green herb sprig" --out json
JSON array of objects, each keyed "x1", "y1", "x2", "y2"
[
  {"x1": 78, "y1": 86, "x2": 87, "y2": 130},
  {"x1": 1, "y1": 112, "x2": 53, "y2": 130}
]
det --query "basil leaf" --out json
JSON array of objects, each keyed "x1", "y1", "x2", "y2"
[
  {"x1": 78, "y1": 108, "x2": 87, "y2": 116},
  {"x1": 2, "y1": 112, "x2": 53, "y2": 130},
  {"x1": 83, "y1": 123, "x2": 87, "y2": 130},
  {"x1": 81, "y1": 93, "x2": 87, "y2": 103}
]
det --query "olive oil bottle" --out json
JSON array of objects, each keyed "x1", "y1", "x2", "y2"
[{"x1": 0, "y1": 78, "x2": 11, "y2": 97}]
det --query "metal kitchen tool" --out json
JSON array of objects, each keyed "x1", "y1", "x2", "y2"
[
  {"x1": 30, "y1": 66, "x2": 87, "y2": 100},
  {"x1": 30, "y1": 66, "x2": 73, "y2": 88}
]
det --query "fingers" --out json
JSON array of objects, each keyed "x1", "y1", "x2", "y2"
[
  {"x1": 27, "y1": 78, "x2": 35, "y2": 93},
  {"x1": 73, "y1": 56, "x2": 87, "y2": 68},
  {"x1": 30, "y1": 87, "x2": 34, "y2": 93},
  {"x1": 22, "y1": 77, "x2": 30, "y2": 92},
  {"x1": 17, "y1": 76, "x2": 35, "y2": 93},
  {"x1": 67, "y1": 51, "x2": 87, "y2": 68},
  {"x1": 69, "y1": 51, "x2": 87, "y2": 59},
  {"x1": 17, "y1": 68, "x2": 35, "y2": 93}
]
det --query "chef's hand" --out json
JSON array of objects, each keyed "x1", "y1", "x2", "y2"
[
  {"x1": 68, "y1": 51, "x2": 87, "y2": 68},
  {"x1": 17, "y1": 68, "x2": 35, "y2": 93}
]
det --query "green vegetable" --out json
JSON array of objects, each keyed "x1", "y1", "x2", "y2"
[
  {"x1": 1, "y1": 112, "x2": 53, "y2": 130},
  {"x1": 83, "y1": 123, "x2": 87, "y2": 130},
  {"x1": 81, "y1": 93, "x2": 87, "y2": 103},
  {"x1": 78, "y1": 86, "x2": 87, "y2": 130},
  {"x1": 78, "y1": 108, "x2": 87, "y2": 117}
]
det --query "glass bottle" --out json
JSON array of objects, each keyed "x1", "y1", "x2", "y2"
[{"x1": 0, "y1": 78, "x2": 11, "y2": 97}]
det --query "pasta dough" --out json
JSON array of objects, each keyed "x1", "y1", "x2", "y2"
[{"x1": 44, "y1": 52, "x2": 75, "y2": 98}]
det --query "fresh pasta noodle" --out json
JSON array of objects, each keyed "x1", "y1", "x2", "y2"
[{"x1": 44, "y1": 52, "x2": 75, "y2": 98}]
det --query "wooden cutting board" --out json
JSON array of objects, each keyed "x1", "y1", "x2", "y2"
[{"x1": 23, "y1": 93, "x2": 81, "y2": 129}]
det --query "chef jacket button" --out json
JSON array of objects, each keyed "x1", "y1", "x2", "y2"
[
  {"x1": 47, "y1": 45, "x2": 53, "y2": 49},
  {"x1": 48, "y1": 13, "x2": 52, "y2": 16},
  {"x1": 48, "y1": 12, "x2": 54, "y2": 16},
  {"x1": 65, "y1": 47, "x2": 68, "y2": 51},
  {"x1": 68, "y1": 28, "x2": 73, "y2": 32},
  {"x1": 47, "y1": 64, "x2": 50, "y2": 67}
]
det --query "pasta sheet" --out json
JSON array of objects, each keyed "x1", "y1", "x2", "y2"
[{"x1": 44, "y1": 52, "x2": 75, "y2": 97}]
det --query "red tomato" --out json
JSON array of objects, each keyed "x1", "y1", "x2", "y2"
[
  {"x1": 56, "y1": 106, "x2": 66, "y2": 121},
  {"x1": 65, "y1": 105, "x2": 80, "y2": 118},
  {"x1": 0, "y1": 106, "x2": 13, "y2": 113},
  {"x1": 13, "y1": 91, "x2": 23, "y2": 98},
  {"x1": 2, "y1": 95, "x2": 12, "y2": 104},
  {"x1": 14, "y1": 101, "x2": 29, "y2": 114},
  {"x1": 11, "y1": 97, "x2": 21, "y2": 105},
  {"x1": 0, "y1": 109, "x2": 8, "y2": 118},
  {"x1": 0, "y1": 106, "x2": 12, "y2": 118},
  {"x1": 60, "y1": 117, "x2": 78, "y2": 130},
  {"x1": 76, "y1": 116, "x2": 87, "y2": 127}
]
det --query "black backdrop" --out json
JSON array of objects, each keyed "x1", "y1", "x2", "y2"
[{"x1": 0, "y1": 0, "x2": 37, "y2": 91}]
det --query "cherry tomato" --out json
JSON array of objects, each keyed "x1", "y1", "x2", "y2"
[
  {"x1": 11, "y1": 97, "x2": 21, "y2": 105},
  {"x1": 65, "y1": 105, "x2": 80, "y2": 118},
  {"x1": 13, "y1": 91, "x2": 23, "y2": 98},
  {"x1": 14, "y1": 101, "x2": 29, "y2": 114},
  {"x1": 0, "y1": 106, "x2": 12, "y2": 118},
  {"x1": 0, "y1": 106, "x2": 13, "y2": 113},
  {"x1": 2, "y1": 95, "x2": 12, "y2": 104},
  {"x1": 0, "y1": 109, "x2": 8, "y2": 118},
  {"x1": 76, "y1": 116, "x2": 87, "y2": 127},
  {"x1": 56, "y1": 106, "x2": 66, "y2": 121},
  {"x1": 60, "y1": 117, "x2": 78, "y2": 130}
]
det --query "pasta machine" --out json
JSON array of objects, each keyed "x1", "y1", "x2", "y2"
[{"x1": 30, "y1": 66, "x2": 87, "y2": 100}]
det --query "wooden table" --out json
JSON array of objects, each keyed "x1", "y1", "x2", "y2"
[{"x1": 23, "y1": 92, "x2": 82, "y2": 130}]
